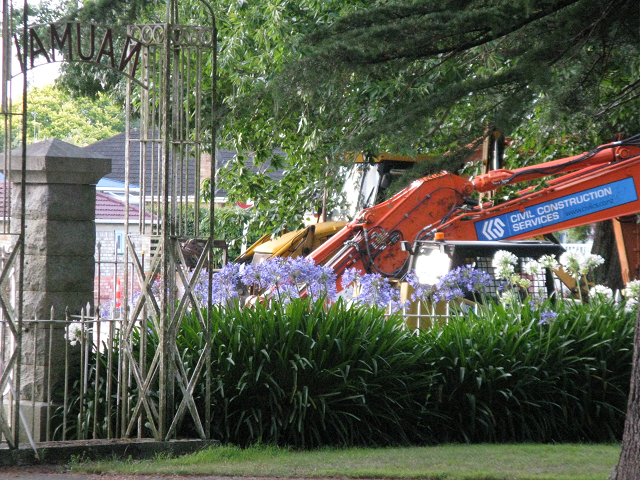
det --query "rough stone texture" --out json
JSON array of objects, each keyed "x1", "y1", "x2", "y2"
[
  {"x1": 3, "y1": 139, "x2": 111, "y2": 441},
  {"x1": 22, "y1": 291, "x2": 93, "y2": 321},
  {"x1": 11, "y1": 184, "x2": 97, "y2": 222},
  {"x1": 20, "y1": 220, "x2": 95, "y2": 256},
  {"x1": 23, "y1": 256, "x2": 95, "y2": 292},
  {"x1": 1, "y1": 401, "x2": 50, "y2": 445}
]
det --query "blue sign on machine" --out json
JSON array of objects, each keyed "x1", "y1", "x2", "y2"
[{"x1": 475, "y1": 177, "x2": 638, "y2": 241}]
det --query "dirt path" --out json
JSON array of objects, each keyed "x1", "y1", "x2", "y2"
[
  {"x1": 0, "y1": 468, "x2": 329, "y2": 480},
  {"x1": 0, "y1": 467, "x2": 284, "y2": 480}
]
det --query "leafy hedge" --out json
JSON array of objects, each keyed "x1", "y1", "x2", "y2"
[
  {"x1": 182, "y1": 297, "x2": 633, "y2": 446},
  {"x1": 60, "y1": 296, "x2": 635, "y2": 447},
  {"x1": 417, "y1": 299, "x2": 634, "y2": 443},
  {"x1": 186, "y1": 300, "x2": 430, "y2": 447}
]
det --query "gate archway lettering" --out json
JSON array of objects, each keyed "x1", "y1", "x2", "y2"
[{"x1": 14, "y1": 22, "x2": 143, "y2": 83}]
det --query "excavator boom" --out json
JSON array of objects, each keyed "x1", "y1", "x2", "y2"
[{"x1": 308, "y1": 135, "x2": 640, "y2": 289}]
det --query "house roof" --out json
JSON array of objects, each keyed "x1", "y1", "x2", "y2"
[
  {"x1": 84, "y1": 130, "x2": 288, "y2": 200},
  {"x1": 0, "y1": 182, "x2": 147, "y2": 223},
  {"x1": 213, "y1": 148, "x2": 287, "y2": 198},
  {"x1": 96, "y1": 191, "x2": 155, "y2": 222},
  {"x1": 83, "y1": 129, "x2": 197, "y2": 196}
]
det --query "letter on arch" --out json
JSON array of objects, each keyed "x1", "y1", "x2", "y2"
[
  {"x1": 76, "y1": 23, "x2": 95, "y2": 61},
  {"x1": 119, "y1": 37, "x2": 141, "y2": 76},
  {"x1": 51, "y1": 23, "x2": 73, "y2": 61},
  {"x1": 30, "y1": 28, "x2": 51, "y2": 67},
  {"x1": 97, "y1": 29, "x2": 116, "y2": 68}
]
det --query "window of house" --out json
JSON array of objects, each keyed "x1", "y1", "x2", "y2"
[{"x1": 115, "y1": 231, "x2": 125, "y2": 255}]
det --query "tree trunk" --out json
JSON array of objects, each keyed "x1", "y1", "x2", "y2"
[
  {"x1": 591, "y1": 220, "x2": 624, "y2": 291},
  {"x1": 612, "y1": 305, "x2": 640, "y2": 479}
]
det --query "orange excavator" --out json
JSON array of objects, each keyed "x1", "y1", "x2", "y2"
[{"x1": 308, "y1": 135, "x2": 640, "y2": 289}]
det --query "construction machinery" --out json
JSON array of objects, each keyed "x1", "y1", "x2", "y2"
[
  {"x1": 308, "y1": 135, "x2": 640, "y2": 289},
  {"x1": 235, "y1": 221, "x2": 347, "y2": 264},
  {"x1": 236, "y1": 152, "x2": 428, "y2": 265}
]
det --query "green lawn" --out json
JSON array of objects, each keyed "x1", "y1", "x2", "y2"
[{"x1": 75, "y1": 443, "x2": 620, "y2": 480}]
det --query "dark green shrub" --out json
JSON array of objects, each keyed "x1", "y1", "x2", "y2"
[
  {"x1": 204, "y1": 299, "x2": 431, "y2": 447},
  {"x1": 417, "y1": 298, "x2": 634, "y2": 443},
  {"x1": 56, "y1": 295, "x2": 634, "y2": 447}
]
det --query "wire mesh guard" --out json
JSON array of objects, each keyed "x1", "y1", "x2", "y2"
[{"x1": 470, "y1": 256, "x2": 559, "y2": 300}]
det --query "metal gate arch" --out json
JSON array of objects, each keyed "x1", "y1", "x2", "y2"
[{"x1": 1, "y1": 0, "x2": 218, "y2": 447}]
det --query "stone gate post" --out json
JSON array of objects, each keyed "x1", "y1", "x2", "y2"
[{"x1": 7, "y1": 139, "x2": 111, "y2": 441}]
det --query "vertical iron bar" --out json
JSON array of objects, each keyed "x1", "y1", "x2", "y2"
[
  {"x1": 46, "y1": 310, "x2": 54, "y2": 441},
  {"x1": 31, "y1": 320, "x2": 36, "y2": 437},
  {"x1": 194, "y1": 47, "x2": 201, "y2": 237},
  {"x1": 13, "y1": 0, "x2": 29, "y2": 446},
  {"x1": 139, "y1": 251, "x2": 146, "y2": 438},
  {"x1": 206, "y1": 5, "x2": 218, "y2": 440},
  {"x1": 93, "y1": 309, "x2": 100, "y2": 439},
  {"x1": 122, "y1": 45, "x2": 132, "y2": 438},
  {"x1": 79, "y1": 310, "x2": 85, "y2": 440},
  {"x1": 106, "y1": 317, "x2": 114, "y2": 439},
  {"x1": 115, "y1": 315, "x2": 122, "y2": 438},
  {"x1": 160, "y1": 13, "x2": 172, "y2": 441},
  {"x1": 63, "y1": 309, "x2": 69, "y2": 441}
]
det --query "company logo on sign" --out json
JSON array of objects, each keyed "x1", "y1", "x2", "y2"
[
  {"x1": 475, "y1": 177, "x2": 638, "y2": 241},
  {"x1": 481, "y1": 218, "x2": 506, "y2": 240}
]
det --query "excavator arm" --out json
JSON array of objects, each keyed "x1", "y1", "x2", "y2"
[{"x1": 309, "y1": 135, "x2": 640, "y2": 289}]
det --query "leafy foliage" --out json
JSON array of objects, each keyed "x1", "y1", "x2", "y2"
[
  {"x1": 419, "y1": 298, "x2": 634, "y2": 442},
  {"x1": 206, "y1": 300, "x2": 426, "y2": 447},
  {"x1": 282, "y1": 0, "x2": 640, "y2": 154},
  {"x1": 57, "y1": 293, "x2": 634, "y2": 446},
  {"x1": 2, "y1": 85, "x2": 125, "y2": 149}
]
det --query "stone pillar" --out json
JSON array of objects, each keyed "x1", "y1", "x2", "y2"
[{"x1": 6, "y1": 139, "x2": 111, "y2": 441}]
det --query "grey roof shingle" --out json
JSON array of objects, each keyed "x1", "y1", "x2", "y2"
[
  {"x1": 213, "y1": 148, "x2": 286, "y2": 198},
  {"x1": 84, "y1": 130, "x2": 287, "y2": 199},
  {"x1": 83, "y1": 129, "x2": 198, "y2": 196}
]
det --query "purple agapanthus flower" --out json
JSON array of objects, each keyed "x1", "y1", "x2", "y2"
[
  {"x1": 343, "y1": 270, "x2": 407, "y2": 313},
  {"x1": 408, "y1": 265, "x2": 490, "y2": 304},
  {"x1": 341, "y1": 267, "x2": 359, "y2": 290},
  {"x1": 240, "y1": 263, "x2": 267, "y2": 291},
  {"x1": 238, "y1": 257, "x2": 338, "y2": 304},
  {"x1": 189, "y1": 264, "x2": 242, "y2": 308},
  {"x1": 406, "y1": 271, "x2": 436, "y2": 303},
  {"x1": 539, "y1": 310, "x2": 558, "y2": 324},
  {"x1": 310, "y1": 265, "x2": 338, "y2": 302},
  {"x1": 433, "y1": 265, "x2": 490, "y2": 302}
]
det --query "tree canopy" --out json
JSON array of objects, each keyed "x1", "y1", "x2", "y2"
[
  {"x1": 280, "y1": 0, "x2": 640, "y2": 159},
  {"x1": 40, "y1": 0, "x2": 640, "y2": 231},
  {"x1": 1, "y1": 84, "x2": 124, "y2": 149}
]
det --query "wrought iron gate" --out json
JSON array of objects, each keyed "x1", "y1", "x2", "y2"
[{"x1": 1, "y1": 0, "x2": 218, "y2": 447}]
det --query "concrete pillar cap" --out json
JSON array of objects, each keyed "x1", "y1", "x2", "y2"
[{"x1": 8, "y1": 139, "x2": 111, "y2": 184}]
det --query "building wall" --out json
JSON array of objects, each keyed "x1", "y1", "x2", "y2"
[{"x1": 94, "y1": 228, "x2": 152, "y2": 310}]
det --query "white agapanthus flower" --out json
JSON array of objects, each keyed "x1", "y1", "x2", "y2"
[
  {"x1": 579, "y1": 254, "x2": 605, "y2": 275},
  {"x1": 518, "y1": 278, "x2": 532, "y2": 290},
  {"x1": 66, "y1": 322, "x2": 83, "y2": 347},
  {"x1": 625, "y1": 297, "x2": 638, "y2": 313},
  {"x1": 622, "y1": 279, "x2": 640, "y2": 300},
  {"x1": 499, "y1": 290, "x2": 519, "y2": 306},
  {"x1": 523, "y1": 260, "x2": 541, "y2": 276},
  {"x1": 493, "y1": 250, "x2": 518, "y2": 280},
  {"x1": 538, "y1": 254, "x2": 559, "y2": 270},
  {"x1": 589, "y1": 284, "x2": 613, "y2": 301},
  {"x1": 495, "y1": 263, "x2": 515, "y2": 280},
  {"x1": 560, "y1": 251, "x2": 584, "y2": 277}
]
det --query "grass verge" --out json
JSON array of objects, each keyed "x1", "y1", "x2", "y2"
[{"x1": 73, "y1": 443, "x2": 620, "y2": 480}]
